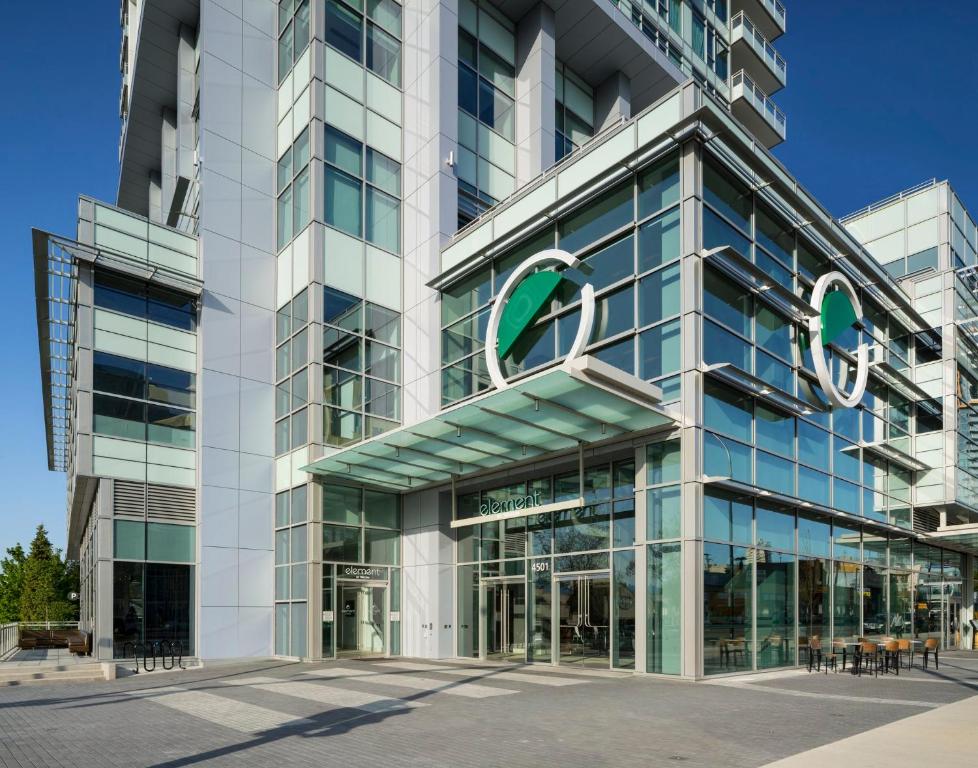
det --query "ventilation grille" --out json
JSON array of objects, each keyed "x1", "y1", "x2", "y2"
[
  {"x1": 913, "y1": 507, "x2": 941, "y2": 533},
  {"x1": 148, "y1": 484, "x2": 196, "y2": 523},
  {"x1": 113, "y1": 481, "x2": 146, "y2": 518},
  {"x1": 113, "y1": 481, "x2": 196, "y2": 523}
]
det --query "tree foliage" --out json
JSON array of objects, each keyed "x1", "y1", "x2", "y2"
[
  {"x1": 0, "y1": 545, "x2": 26, "y2": 623},
  {"x1": 0, "y1": 526, "x2": 78, "y2": 623}
]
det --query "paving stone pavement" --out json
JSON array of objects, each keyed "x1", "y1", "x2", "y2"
[{"x1": 0, "y1": 655, "x2": 975, "y2": 768}]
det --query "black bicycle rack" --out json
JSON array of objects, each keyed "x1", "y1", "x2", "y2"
[
  {"x1": 160, "y1": 640, "x2": 184, "y2": 670},
  {"x1": 124, "y1": 640, "x2": 185, "y2": 672}
]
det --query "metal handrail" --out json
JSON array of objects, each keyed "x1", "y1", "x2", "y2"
[
  {"x1": 731, "y1": 12, "x2": 786, "y2": 79},
  {"x1": 0, "y1": 623, "x2": 18, "y2": 658},
  {"x1": 760, "y1": 0, "x2": 787, "y2": 29},
  {"x1": 730, "y1": 70, "x2": 786, "y2": 134},
  {"x1": 839, "y1": 179, "x2": 940, "y2": 222}
]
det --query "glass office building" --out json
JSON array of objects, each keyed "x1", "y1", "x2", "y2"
[{"x1": 31, "y1": 0, "x2": 977, "y2": 675}]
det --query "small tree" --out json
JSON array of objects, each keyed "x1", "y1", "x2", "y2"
[
  {"x1": 0, "y1": 544, "x2": 26, "y2": 623},
  {"x1": 18, "y1": 526, "x2": 78, "y2": 623}
]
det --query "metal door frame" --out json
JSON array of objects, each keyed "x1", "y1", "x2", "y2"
[
  {"x1": 943, "y1": 583, "x2": 963, "y2": 650},
  {"x1": 479, "y1": 576, "x2": 526, "y2": 661},
  {"x1": 551, "y1": 570, "x2": 612, "y2": 670},
  {"x1": 336, "y1": 579, "x2": 389, "y2": 658}
]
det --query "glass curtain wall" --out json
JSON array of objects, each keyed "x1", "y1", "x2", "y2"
[
  {"x1": 320, "y1": 485, "x2": 401, "y2": 658},
  {"x1": 322, "y1": 287, "x2": 402, "y2": 446},
  {"x1": 456, "y1": 456, "x2": 639, "y2": 669},
  {"x1": 646, "y1": 438, "x2": 682, "y2": 674},
  {"x1": 555, "y1": 61, "x2": 594, "y2": 162},
  {"x1": 700, "y1": 152, "x2": 938, "y2": 529},
  {"x1": 703, "y1": 488, "x2": 964, "y2": 674},
  {"x1": 457, "y1": 0, "x2": 516, "y2": 228},
  {"x1": 112, "y1": 522, "x2": 195, "y2": 657},
  {"x1": 441, "y1": 151, "x2": 681, "y2": 405},
  {"x1": 274, "y1": 485, "x2": 309, "y2": 657}
]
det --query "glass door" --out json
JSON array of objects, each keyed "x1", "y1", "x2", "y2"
[
  {"x1": 554, "y1": 572, "x2": 611, "y2": 668},
  {"x1": 483, "y1": 579, "x2": 526, "y2": 661},
  {"x1": 337, "y1": 582, "x2": 387, "y2": 657},
  {"x1": 944, "y1": 584, "x2": 962, "y2": 650}
]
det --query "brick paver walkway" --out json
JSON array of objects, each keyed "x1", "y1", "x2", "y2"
[{"x1": 0, "y1": 654, "x2": 975, "y2": 767}]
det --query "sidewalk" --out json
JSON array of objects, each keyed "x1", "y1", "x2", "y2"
[{"x1": 760, "y1": 693, "x2": 977, "y2": 766}]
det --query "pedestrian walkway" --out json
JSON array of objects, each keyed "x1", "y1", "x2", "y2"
[
  {"x1": 1, "y1": 648, "x2": 92, "y2": 668},
  {"x1": 759, "y1": 692, "x2": 977, "y2": 767},
  {"x1": 122, "y1": 659, "x2": 598, "y2": 735},
  {"x1": 3, "y1": 656, "x2": 975, "y2": 768}
]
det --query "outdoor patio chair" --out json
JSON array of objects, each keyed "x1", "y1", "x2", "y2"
[
  {"x1": 882, "y1": 640, "x2": 900, "y2": 675},
  {"x1": 831, "y1": 639, "x2": 848, "y2": 671},
  {"x1": 922, "y1": 638, "x2": 940, "y2": 669},
  {"x1": 897, "y1": 639, "x2": 913, "y2": 669},
  {"x1": 855, "y1": 641, "x2": 880, "y2": 677}
]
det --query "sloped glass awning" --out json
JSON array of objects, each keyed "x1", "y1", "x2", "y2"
[
  {"x1": 302, "y1": 356, "x2": 679, "y2": 490},
  {"x1": 921, "y1": 524, "x2": 978, "y2": 554}
]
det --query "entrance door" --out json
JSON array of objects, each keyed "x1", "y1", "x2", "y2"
[
  {"x1": 337, "y1": 583, "x2": 387, "y2": 657},
  {"x1": 944, "y1": 587, "x2": 963, "y2": 650},
  {"x1": 483, "y1": 580, "x2": 526, "y2": 661},
  {"x1": 555, "y1": 573, "x2": 611, "y2": 668}
]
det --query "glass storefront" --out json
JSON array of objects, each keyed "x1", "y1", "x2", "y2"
[
  {"x1": 320, "y1": 486, "x2": 401, "y2": 659},
  {"x1": 703, "y1": 488, "x2": 967, "y2": 674},
  {"x1": 112, "y1": 561, "x2": 194, "y2": 658},
  {"x1": 454, "y1": 436, "x2": 684, "y2": 672},
  {"x1": 456, "y1": 454, "x2": 638, "y2": 669}
]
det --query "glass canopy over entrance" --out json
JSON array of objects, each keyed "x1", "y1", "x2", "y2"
[{"x1": 302, "y1": 356, "x2": 679, "y2": 490}]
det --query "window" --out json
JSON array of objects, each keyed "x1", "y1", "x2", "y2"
[
  {"x1": 456, "y1": 5, "x2": 516, "y2": 228},
  {"x1": 703, "y1": 158, "x2": 750, "y2": 234},
  {"x1": 324, "y1": 126, "x2": 401, "y2": 253},
  {"x1": 276, "y1": 289, "x2": 310, "y2": 455},
  {"x1": 93, "y1": 352, "x2": 196, "y2": 447},
  {"x1": 278, "y1": 0, "x2": 311, "y2": 83},
  {"x1": 443, "y1": 152, "x2": 684, "y2": 404},
  {"x1": 324, "y1": 286, "x2": 402, "y2": 445},
  {"x1": 277, "y1": 128, "x2": 311, "y2": 251},
  {"x1": 323, "y1": 487, "x2": 400, "y2": 564},
  {"x1": 95, "y1": 272, "x2": 196, "y2": 331},
  {"x1": 326, "y1": 0, "x2": 402, "y2": 86},
  {"x1": 555, "y1": 62, "x2": 593, "y2": 162}
]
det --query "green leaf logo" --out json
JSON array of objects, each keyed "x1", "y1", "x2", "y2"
[
  {"x1": 799, "y1": 289, "x2": 858, "y2": 351},
  {"x1": 497, "y1": 271, "x2": 563, "y2": 359},
  {"x1": 820, "y1": 290, "x2": 858, "y2": 345}
]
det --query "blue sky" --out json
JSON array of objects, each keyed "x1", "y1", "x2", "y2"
[{"x1": 1, "y1": 3, "x2": 976, "y2": 556}]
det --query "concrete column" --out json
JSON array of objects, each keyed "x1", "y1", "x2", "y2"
[
  {"x1": 679, "y1": 136, "x2": 702, "y2": 679},
  {"x1": 634, "y1": 444, "x2": 648, "y2": 673},
  {"x1": 594, "y1": 71, "x2": 631, "y2": 133},
  {"x1": 176, "y1": 25, "x2": 196, "y2": 180},
  {"x1": 148, "y1": 171, "x2": 163, "y2": 223},
  {"x1": 95, "y1": 483, "x2": 115, "y2": 660},
  {"x1": 401, "y1": 489, "x2": 455, "y2": 659},
  {"x1": 401, "y1": 0, "x2": 458, "y2": 426},
  {"x1": 962, "y1": 554, "x2": 975, "y2": 651},
  {"x1": 160, "y1": 108, "x2": 177, "y2": 222},
  {"x1": 514, "y1": 3, "x2": 556, "y2": 184}
]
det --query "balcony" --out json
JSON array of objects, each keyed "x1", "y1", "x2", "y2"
[
  {"x1": 731, "y1": 0, "x2": 785, "y2": 40},
  {"x1": 730, "y1": 11, "x2": 786, "y2": 94},
  {"x1": 730, "y1": 69, "x2": 786, "y2": 147}
]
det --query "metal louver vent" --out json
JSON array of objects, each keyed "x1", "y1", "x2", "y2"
[
  {"x1": 113, "y1": 480, "x2": 146, "y2": 518},
  {"x1": 913, "y1": 507, "x2": 940, "y2": 533},
  {"x1": 147, "y1": 484, "x2": 197, "y2": 523}
]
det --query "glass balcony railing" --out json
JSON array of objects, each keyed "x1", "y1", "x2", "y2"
[
  {"x1": 731, "y1": 11, "x2": 786, "y2": 83},
  {"x1": 761, "y1": 0, "x2": 786, "y2": 30},
  {"x1": 730, "y1": 69, "x2": 786, "y2": 139}
]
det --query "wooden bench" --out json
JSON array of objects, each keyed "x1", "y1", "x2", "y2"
[
  {"x1": 17, "y1": 628, "x2": 88, "y2": 653},
  {"x1": 67, "y1": 631, "x2": 91, "y2": 655}
]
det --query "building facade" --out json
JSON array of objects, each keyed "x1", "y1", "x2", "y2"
[{"x1": 31, "y1": 0, "x2": 977, "y2": 677}]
